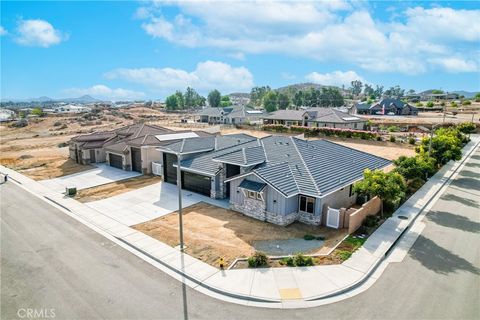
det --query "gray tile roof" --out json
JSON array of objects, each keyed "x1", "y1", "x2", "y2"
[
  {"x1": 264, "y1": 108, "x2": 364, "y2": 124},
  {"x1": 263, "y1": 109, "x2": 305, "y2": 121},
  {"x1": 238, "y1": 179, "x2": 266, "y2": 192},
  {"x1": 212, "y1": 145, "x2": 266, "y2": 166},
  {"x1": 197, "y1": 106, "x2": 265, "y2": 120}
]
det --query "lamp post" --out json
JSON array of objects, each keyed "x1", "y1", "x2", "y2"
[{"x1": 176, "y1": 152, "x2": 184, "y2": 252}]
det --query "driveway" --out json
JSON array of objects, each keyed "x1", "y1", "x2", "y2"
[
  {"x1": 85, "y1": 181, "x2": 229, "y2": 226},
  {"x1": 39, "y1": 164, "x2": 141, "y2": 193}
]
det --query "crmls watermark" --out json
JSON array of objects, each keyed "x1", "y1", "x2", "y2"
[{"x1": 17, "y1": 308, "x2": 56, "y2": 319}]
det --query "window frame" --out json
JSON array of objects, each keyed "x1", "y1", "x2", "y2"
[{"x1": 299, "y1": 195, "x2": 316, "y2": 214}]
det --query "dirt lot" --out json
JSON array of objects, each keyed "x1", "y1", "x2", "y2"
[
  {"x1": 133, "y1": 202, "x2": 346, "y2": 267},
  {"x1": 75, "y1": 175, "x2": 161, "y2": 203}
]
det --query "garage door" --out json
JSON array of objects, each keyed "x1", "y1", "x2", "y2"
[
  {"x1": 131, "y1": 147, "x2": 142, "y2": 173},
  {"x1": 182, "y1": 171, "x2": 211, "y2": 196},
  {"x1": 109, "y1": 153, "x2": 123, "y2": 169}
]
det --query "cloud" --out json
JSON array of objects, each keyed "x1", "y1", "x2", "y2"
[
  {"x1": 62, "y1": 85, "x2": 145, "y2": 100},
  {"x1": 137, "y1": 2, "x2": 479, "y2": 74},
  {"x1": 306, "y1": 70, "x2": 365, "y2": 87},
  {"x1": 281, "y1": 72, "x2": 296, "y2": 80},
  {"x1": 429, "y1": 57, "x2": 479, "y2": 73},
  {"x1": 15, "y1": 19, "x2": 66, "y2": 47},
  {"x1": 0, "y1": 26, "x2": 7, "y2": 36},
  {"x1": 105, "y1": 60, "x2": 254, "y2": 93}
]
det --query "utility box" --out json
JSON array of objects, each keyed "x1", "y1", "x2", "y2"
[{"x1": 65, "y1": 186, "x2": 77, "y2": 196}]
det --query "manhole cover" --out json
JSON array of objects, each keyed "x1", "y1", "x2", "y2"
[{"x1": 398, "y1": 215, "x2": 409, "y2": 220}]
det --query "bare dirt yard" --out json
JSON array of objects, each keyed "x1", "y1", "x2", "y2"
[
  {"x1": 75, "y1": 175, "x2": 161, "y2": 203},
  {"x1": 133, "y1": 202, "x2": 347, "y2": 268}
]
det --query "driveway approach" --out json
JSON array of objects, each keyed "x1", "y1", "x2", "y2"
[
  {"x1": 39, "y1": 164, "x2": 141, "y2": 193},
  {"x1": 85, "y1": 181, "x2": 229, "y2": 226}
]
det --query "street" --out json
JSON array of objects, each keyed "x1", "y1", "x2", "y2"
[{"x1": 1, "y1": 147, "x2": 479, "y2": 320}]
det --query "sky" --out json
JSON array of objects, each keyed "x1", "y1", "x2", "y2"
[{"x1": 1, "y1": 1, "x2": 479, "y2": 101}]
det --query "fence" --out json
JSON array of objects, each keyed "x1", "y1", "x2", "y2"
[{"x1": 344, "y1": 196, "x2": 382, "y2": 234}]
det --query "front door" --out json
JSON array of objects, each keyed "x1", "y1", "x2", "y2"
[{"x1": 131, "y1": 147, "x2": 142, "y2": 173}]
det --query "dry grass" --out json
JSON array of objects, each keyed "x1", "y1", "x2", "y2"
[
  {"x1": 75, "y1": 175, "x2": 161, "y2": 203},
  {"x1": 133, "y1": 202, "x2": 346, "y2": 267}
]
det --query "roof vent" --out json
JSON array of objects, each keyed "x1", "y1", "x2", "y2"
[{"x1": 286, "y1": 153, "x2": 290, "y2": 157}]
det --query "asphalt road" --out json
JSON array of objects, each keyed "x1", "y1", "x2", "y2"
[{"x1": 1, "y1": 147, "x2": 479, "y2": 320}]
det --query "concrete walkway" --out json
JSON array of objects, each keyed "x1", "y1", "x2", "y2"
[{"x1": 1, "y1": 135, "x2": 478, "y2": 308}]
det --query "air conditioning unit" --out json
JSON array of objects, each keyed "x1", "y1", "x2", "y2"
[{"x1": 65, "y1": 186, "x2": 77, "y2": 196}]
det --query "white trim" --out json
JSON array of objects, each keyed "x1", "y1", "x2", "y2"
[{"x1": 172, "y1": 164, "x2": 216, "y2": 177}]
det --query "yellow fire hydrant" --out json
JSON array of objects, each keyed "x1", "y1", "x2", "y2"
[{"x1": 218, "y1": 257, "x2": 225, "y2": 269}]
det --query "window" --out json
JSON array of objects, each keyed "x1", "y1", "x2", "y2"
[
  {"x1": 256, "y1": 193, "x2": 263, "y2": 201},
  {"x1": 349, "y1": 184, "x2": 353, "y2": 197},
  {"x1": 245, "y1": 190, "x2": 264, "y2": 201},
  {"x1": 299, "y1": 196, "x2": 315, "y2": 214},
  {"x1": 248, "y1": 191, "x2": 256, "y2": 199}
]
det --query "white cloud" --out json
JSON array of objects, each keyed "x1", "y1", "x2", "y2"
[
  {"x1": 105, "y1": 60, "x2": 254, "y2": 93},
  {"x1": 0, "y1": 26, "x2": 7, "y2": 36},
  {"x1": 15, "y1": 19, "x2": 66, "y2": 47},
  {"x1": 62, "y1": 85, "x2": 145, "y2": 100},
  {"x1": 306, "y1": 70, "x2": 365, "y2": 87},
  {"x1": 281, "y1": 72, "x2": 296, "y2": 80},
  {"x1": 429, "y1": 57, "x2": 479, "y2": 73},
  {"x1": 137, "y1": 2, "x2": 479, "y2": 74}
]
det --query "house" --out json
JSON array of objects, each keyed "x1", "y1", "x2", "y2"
[
  {"x1": 157, "y1": 134, "x2": 391, "y2": 227},
  {"x1": 0, "y1": 109, "x2": 15, "y2": 122},
  {"x1": 352, "y1": 99, "x2": 418, "y2": 116},
  {"x1": 197, "y1": 105, "x2": 265, "y2": 125},
  {"x1": 263, "y1": 107, "x2": 367, "y2": 129},
  {"x1": 69, "y1": 123, "x2": 210, "y2": 174}
]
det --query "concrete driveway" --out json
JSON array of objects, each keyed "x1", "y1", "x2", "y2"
[
  {"x1": 85, "y1": 181, "x2": 229, "y2": 226},
  {"x1": 39, "y1": 164, "x2": 141, "y2": 193}
]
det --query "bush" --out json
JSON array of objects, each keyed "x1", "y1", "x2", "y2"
[
  {"x1": 303, "y1": 234, "x2": 315, "y2": 241},
  {"x1": 462, "y1": 100, "x2": 471, "y2": 105},
  {"x1": 279, "y1": 257, "x2": 295, "y2": 267},
  {"x1": 316, "y1": 236, "x2": 325, "y2": 241},
  {"x1": 389, "y1": 135, "x2": 396, "y2": 143},
  {"x1": 9, "y1": 119, "x2": 28, "y2": 128},
  {"x1": 416, "y1": 102, "x2": 423, "y2": 107},
  {"x1": 451, "y1": 101, "x2": 458, "y2": 107},
  {"x1": 294, "y1": 254, "x2": 314, "y2": 267},
  {"x1": 363, "y1": 215, "x2": 379, "y2": 228},
  {"x1": 426, "y1": 101, "x2": 434, "y2": 108},
  {"x1": 408, "y1": 137, "x2": 416, "y2": 145},
  {"x1": 337, "y1": 250, "x2": 352, "y2": 261},
  {"x1": 457, "y1": 122, "x2": 476, "y2": 134},
  {"x1": 247, "y1": 252, "x2": 268, "y2": 268},
  {"x1": 387, "y1": 125, "x2": 400, "y2": 132},
  {"x1": 407, "y1": 177, "x2": 425, "y2": 194},
  {"x1": 376, "y1": 136, "x2": 383, "y2": 141},
  {"x1": 53, "y1": 121, "x2": 62, "y2": 127}
]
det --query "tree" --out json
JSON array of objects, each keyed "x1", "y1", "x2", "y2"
[
  {"x1": 385, "y1": 85, "x2": 405, "y2": 99},
  {"x1": 319, "y1": 87, "x2": 344, "y2": 107},
  {"x1": 184, "y1": 87, "x2": 201, "y2": 108},
  {"x1": 457, "y1": 122, "x2": 476, "y2": 134},
  {"x1": 393, "y1": 155, "x2": 436, "y2": 181},
  {"x1": 293, "y1": 90, "x2": 304, "y2": 107},
  {"x1": 208, "y1": 89, "x2": 221, "y2": 108},
  {"x1": 374, "y1": 85, "x2": 384, "y2": 98},
  {"x1": 31, "y1": 107, "x2": 44, "y2": 117},
  {"x1": 475, "y1": 93, "x2": 480, "y2": 102},
  {"x1": 277, "y1": 92, "x2": 290, "y2": 110},
  {"x1": 165, "y1": 94, "x2": 179, "y2": 110},
  {"x1": 418, "y1": 127, "x2": 463, "y2": 165},
  {"x1": 353, "y1": 169, "x2": 407, "y2": 216},
  {"x1": 363, "y1": 84, "x2": 374, "y2": 97},
  {"x1": 250, "y1": 86, "x2": 271, "y2": 107},
  {"x1": 431, "y1": 89, "x2": 444, "y2": 94},
  {"x1": 426, "y1": 101, "x2": 434, "y2": 108},
  {"x1": 174, "y1": 91, "x2": 184, "y2": 109},
  {"x1": 350, "y1": 80, "x2": 363, "y2": 97},
  {"x1": 263, "y1": 91, "x2": 278, "y2": 112},
  {"x1": 220, "y1": 95, "x2": 232, "y2": 107}
]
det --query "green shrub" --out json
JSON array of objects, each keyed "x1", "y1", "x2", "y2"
[
  {"x1": 303, "y1": 234, "x2": 315, "y2": 241},
  {"x1": 279, "y1": 256, "x2": 295, "y2": 267},
  {"x1": 426, "y1": 101, "x2": 434, "y2": 108},
  {"x1": 462, "y1": 100, "x2": 471, "y2": 105},
  {"x1": 57, "y1": 142, "x2": 68, "y2": 148},
  {"x1": 337, "y1": 250, "x2": 352, "y2": 261},
  {"x1": 247, "y1": 252, "x2": 269, "y2": 268},
  {"x1": 416, "y1": 102, "x2": 423, "y2": 107},
  {"x1": 363, "y1": 215, "x2": 378, "y2": 228},
  {"x1": 376, "y1": 136, "x2": 383, "y2": 141},
  {"x1": 387, "y1": 125, "x2": 400, "y2": 132},
  {"x1": 389, "y1": 135, "x2": 396, "y2": 143},
  {"x1": 294, "y1": 254, "x2": 314, "y2": 267},
  {"x1": 451, "y1": 101, "x2": 458, "y2": 107},
  {"x1": 53, "y1": 121, "x2": 62, "y2": 126},
  {"x1": 456, "y1": 122, "x2": 476, "y2": 134},
  {"x1": 315, "y1": 236, "x2": 325, "y2": 241},
  {"x1": 408, "y1": 137, "x2": 416, "y2": 145},
  {"x1": 407, "y1": 177, "x2": 426, "y2": 194}
]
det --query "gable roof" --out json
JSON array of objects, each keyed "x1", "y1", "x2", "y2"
[
  {"x1": 212, "y1": 145, "x2": 266, "y2": 167},
  {"x1": 263, "y1": 108, "x2": 365, "y2": 124},
  {"x1": 197, "y1": 106, "x2": 265, "y2": 119}
]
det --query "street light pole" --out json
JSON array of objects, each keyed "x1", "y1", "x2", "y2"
[{"x1": 176, "y1": 152, "x2": 184, "y2": 252}]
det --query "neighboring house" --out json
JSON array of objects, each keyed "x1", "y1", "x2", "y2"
[
  {"x1": 157, "y1": 134, "x2": 390, "y2": 227},
  {"x1": 263, "y1": 108, "x2": 367, "y2": 129},
  {"x1": 352, "y1": 99, "x2": 418, "y2": 116},
  {"x1": 197, "y1": 105, "x2": 265, "y2": 125},
  {"x1": 69, "y1": 123, "x2": 210, "y2": 174},
  {"x1": 0, "y1": 109, "x2": 15, "y2": 122}
]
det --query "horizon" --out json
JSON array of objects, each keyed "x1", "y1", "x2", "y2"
[{"x1": 1, "y1": 1, "x2": 479, "y2": 100}]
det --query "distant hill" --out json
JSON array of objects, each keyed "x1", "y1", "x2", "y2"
[
  {"x1": 452, "y1": 91, "x2": 479, "y2": 98},
  {"x1": 62, "y1": 95, "x2": 100, "y2": 103},
  {"x1": 276, "y1": 82, "x2": 326, "y2": 93},
  {"x1": 1, "y1": 95, "x2": 103, "y2": 104}
]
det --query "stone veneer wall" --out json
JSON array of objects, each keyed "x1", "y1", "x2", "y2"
[
  {"x1": 297, "y1": 211, "x2": 322, "y2": 225},
  {"x1": 231, "y1": 197, "x2": 266, "y2": 221}
]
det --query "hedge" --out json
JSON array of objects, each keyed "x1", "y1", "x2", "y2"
[{"x1": 263, "y1": 124, "x2": 379, "y2": 140}]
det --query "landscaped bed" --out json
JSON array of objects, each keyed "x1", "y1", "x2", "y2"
[{"x1": 132, "y1": 202, "x2": 347, "y2": 268}]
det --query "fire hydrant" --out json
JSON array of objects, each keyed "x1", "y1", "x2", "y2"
[{"x1": 218, "y1": 257, "x2": 225, "y2": 269}]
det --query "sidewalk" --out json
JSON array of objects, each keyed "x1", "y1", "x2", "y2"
[{"x1": 1, "y1": 136, "x2": 478, "y2": 309}]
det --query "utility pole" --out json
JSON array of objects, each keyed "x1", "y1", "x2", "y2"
[{"x1": 176, "y1": 152, "x2": 184, "y2": 252}]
